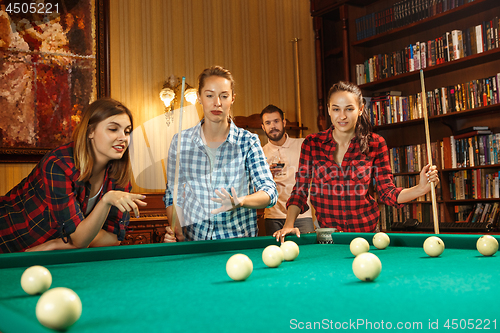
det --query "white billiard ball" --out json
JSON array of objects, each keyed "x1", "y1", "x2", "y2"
[
  {"x1": 36, "y1": 287, "x2": 82, "y2": 331},
  {"x1": 350, "y1": 237, "x2": 370, "y2": 256},
  {"x1": 226, "y1": 254, "x2": 253, "y2": 281},
  {"x1": 280, "y1": 241, "x2": 300, "y2": 261},
  {"x1": 352, "y1": 252, "x2": 382, "y2": 282},
  {"x1": 372, "y1": 232, "x2": 390, "y2": 250},
  {"x1": 423, "y1": 236, "x2": 445, "y2": 257},
  {"x1": 21, "y1": 265, "x2": 52, "y2": 295},
  {"x1": 262, "y1": 245, "x2": 284, "y2": 268},
  {"x1": 476, "y1": 235, "x2": 499, "y2": 256}
]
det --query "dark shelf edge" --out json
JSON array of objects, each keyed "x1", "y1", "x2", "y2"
[
  {"x1": 352, "y1": 0, "x2": 496, "y2": 47},
  {"x1": 374, "y1": 104, "x2": 500, "y2": 131}
]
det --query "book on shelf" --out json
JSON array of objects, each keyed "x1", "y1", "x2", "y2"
[
  {"x1": 480, "y1": 203, "x2": 491, "y2": 223},
  {"x1": 488, "y1": 202, "x2": 500, "y2": 223},
  {"x1": 356, "y1": 14, "x2": 500, "y2": 84},
  {"x1": 366, "y1": 73, "x2": 500, "y2": 126},
  {"x1": 471, "y1": 203, "x2": 484, "y2": 223},
  {"x1": 354, "y1": 0, "x2": 480, "y2": 42},
  {"x1": 381, "y1": 202, "x2": 449, "y2": 228},
  {"x1": 449, "y1": 169, "x2": 500, "y2": 200}
]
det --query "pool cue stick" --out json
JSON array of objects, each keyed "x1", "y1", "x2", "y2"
[
  {"x1": 420, "y1": 70, "x2": 440, "y2": 234},
  {"x1": 291, "y1": 38, "x2": 303, "y2": 138},
  {"x1": 171, "y1": 77, "x2": 186, "y2": 236}
]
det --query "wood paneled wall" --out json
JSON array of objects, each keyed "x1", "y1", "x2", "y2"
[
  {"x1": 109, "y1": 0, "x2": 318, "y2": 193},
  {"x1": 0, "y1": 163, "x2": 36, "y2": 195}
]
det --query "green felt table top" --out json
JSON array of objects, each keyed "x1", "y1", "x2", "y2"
[{"x1": 1, "y1": 233, "x2": 499, "y2": 333}]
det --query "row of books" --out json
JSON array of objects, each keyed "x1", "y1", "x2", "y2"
[
  {"x1": 457, "y1": 202, "x2": 500, "y2": 223},
  {"x1": 448, "y1": 169, "x2": 500, "y2": 200},
  {"x1": 355, "y1": 0, "x2": 474, "y2": 41},
  {"x1": 355, "y1": 16, "x2": 499, "y2": 84},
  {"x1": 387, "y1": 131, "x2": 500, "y2": 174},
  {"x1": 394, "y1": 174, "x2": 443, "y2": 201},
  {"x1": 379, "y1": 203, "x2": 447, "y2": 229},
  {"x1": 388, "y1": 143, "x2": 439, "y2": 173},
  {"x1": 365, "y1": 73, "x2": 500, "y2": 126},
  {"x1": 379, "y1": 201, "x2": 500, "y2": 230},
  {"x1": 442, "y1": 132, "x2": 500, "y2": 169}
]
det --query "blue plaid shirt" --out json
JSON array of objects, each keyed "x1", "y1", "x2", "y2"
[{"x1": 164, "y1": 120, "x2": 277, "y2": 241}]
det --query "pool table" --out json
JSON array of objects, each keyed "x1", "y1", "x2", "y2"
[{"x1": 1, "y1": 233, "x2": 499, "y2": 333}]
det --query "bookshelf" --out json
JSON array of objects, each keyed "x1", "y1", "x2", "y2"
[
  {"x1": 311, "y1": 0, "x2": 500, "y2": 231},
  {"x1": 311, "y1": 2, "x2": 351, "y2": 130}
]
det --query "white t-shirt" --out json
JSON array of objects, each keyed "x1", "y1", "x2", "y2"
[
  {"x1": 85, "y1": 184, "x2": 103, "y2": 216},
  {"x1": 262, "y1": 134, "x2": 312, "y2": 219}
]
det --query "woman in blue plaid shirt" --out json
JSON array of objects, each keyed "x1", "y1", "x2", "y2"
[{"x1": 163, "y1": 66, "x2": 277, "y2": 242}]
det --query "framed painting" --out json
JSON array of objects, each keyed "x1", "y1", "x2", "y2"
[{"x1": 0, "y1": 0, "x2": 109, "y2": 162}]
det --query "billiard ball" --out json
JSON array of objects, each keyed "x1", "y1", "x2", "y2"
[
  {"x1": 21, "y1": 265, "x2": 52, "y2": 295},
  {"x1": 476, "y1": 235, "x2": 499, "y2": 256},
  {"x1": 372, "y1": 232, "x2": 390, "y2": 250},
  {"x1": 352, "y1": 252, "x2": 382, "y2": 282},
  {"x1": 36, "y1": 287, "x2": 82, "y2": 331},
  {"x1": 226, "y1": 254, "x2": 253, "y2": 281},
  {"x1": 350, "y1": 237, "x2": 370, "y2": 256},
  {"x1": 262, "y1": 245, "x2": 284, "y2": 268},
  {"x1": 280, "y1": 241, "x2": 299, "y2": 261},
  {"x1": 423, "y1": 236, "x2": 445, "y2": 257}
]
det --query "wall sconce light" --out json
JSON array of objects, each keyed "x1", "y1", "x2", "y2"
[
  {"x1": 160, "y1": 76, "x2": 197, "y2": 127},
  {"x1": 160, "y1": 87, "x2": 175, "y2": 109},
  {"x1": 184, "y1": 87, "x2": 197, "y2": 105}
]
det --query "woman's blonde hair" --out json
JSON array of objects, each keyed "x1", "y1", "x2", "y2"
[
  {"x1": 72, "y1": 98, "x2": 133, "y2": 187},
  {"x1": 198, "y1": 65, "x2": 235, "y2": 122},
  {"x1": 197, "y1": 65, "x2": 235, "y2": 96}
]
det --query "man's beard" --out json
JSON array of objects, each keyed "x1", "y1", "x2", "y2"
[{"x1": 266, "y1": 128, "x2": 285, "y2": 142}]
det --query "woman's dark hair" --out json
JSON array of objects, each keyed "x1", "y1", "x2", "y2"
[{"x1": 327, "y1": 81, "x2": 372, "y2": 156}]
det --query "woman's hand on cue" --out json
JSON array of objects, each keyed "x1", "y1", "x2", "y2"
[
  {"x1": 102, "y1": 191, "x2": 147, "y2": 218},
  {"x1": 273, "y1": 227, "x2": 300, "y2": 244},
  {"x1": 163, "y1": 225, "x2": 185, "y2": 243},
  {"x1": 417, "y1": 164, "x2": 440, "y2": 194}
]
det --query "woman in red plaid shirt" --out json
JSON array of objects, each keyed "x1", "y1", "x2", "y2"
[
  {"x1": 0, "y1": 99, "x2": 147, "y2": 253},
  {"x1": 275, "y1": 82, "x2": 440, "y2": 242}
]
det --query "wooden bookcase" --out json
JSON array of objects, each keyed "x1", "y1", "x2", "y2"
[{"x1": 311, "y1": 0, "x2": 500, "y2": 231}]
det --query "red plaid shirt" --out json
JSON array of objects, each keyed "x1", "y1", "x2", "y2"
[
  {"x1": 0, "y1": 142, "x2": 131, "y2": 253},
  {"x1": 287, "y1": 128, "x2": 403, "y2": 232}
]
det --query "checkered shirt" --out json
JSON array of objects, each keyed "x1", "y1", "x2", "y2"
[
  {"x1": 0, "y1": 142, "x2": 131, "y2": 253},
  {"x1": 287, "y1": 127, "x2": 403, "y2": 232},
  {"x1": 164, "y1": 120, "x2": 277, "y2": 241}
]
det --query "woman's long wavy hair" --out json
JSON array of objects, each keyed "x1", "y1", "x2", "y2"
[
  {"x1": 327, "y1": 81, "x2": 372, "y2": 156},
  {"x1": 72, "y1": 98, "x2": 133, "y2": 187}
]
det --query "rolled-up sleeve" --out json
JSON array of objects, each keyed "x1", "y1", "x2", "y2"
[
  {"x1": 247, "y1": 137, "x2": 277, "y2": 208},
  {"x1": 41, "y1": 157, "x2": 85, "y2": 241}
]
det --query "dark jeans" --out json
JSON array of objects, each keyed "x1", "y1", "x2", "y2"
[{"x1": 264, "y1": 218, "x2": 315, "y2": 236}]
